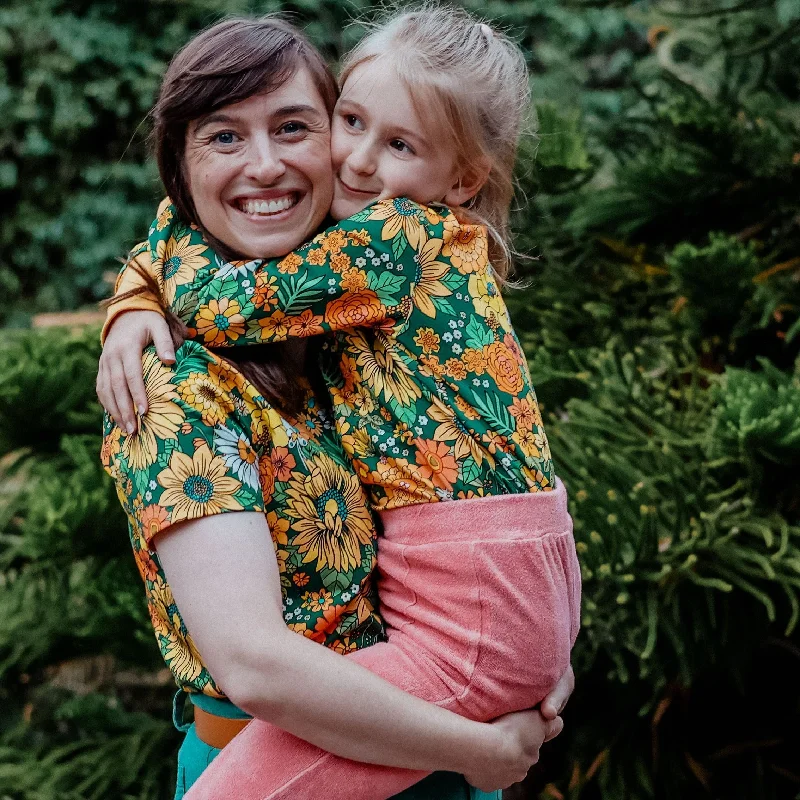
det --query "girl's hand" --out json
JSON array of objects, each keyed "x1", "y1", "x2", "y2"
[
  {"x1": 96, "y1": 310, "x2": 176, "y2": 433},
  {"x1": 541, "y1": 663, "x2": 575, "y2": 722},
  {"x1": 464, "y1": 709, "x2": 562, "y2": 792}
]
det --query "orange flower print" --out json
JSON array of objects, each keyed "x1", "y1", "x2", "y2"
[
  {"x1": 208, "y1": 360, "x2": 240, "y2": 392},
  {"x1": 256, "y1": 309, "x2": 290, "y2": 341},
  {"x1": 444, "y1": 358, "x2": 468, "y2": 381},
  {"x1": 419, "y1": 354, "x2": 446, "y2": 380},
  {"x1": 259, "y1": 458, "x2": 276, "y2": 504},
  {"x1": 277, "y1": 253, "x2": 302, "y2": 273},
  {"x1": 484, "y1": 341, "x2": 524, "y2": 395},
  {"x1": 461, "y1": 348, "x2": 487, "y2": 375},
  {"x1": 331, "y1": 639, "x2": 358, "y2": 655},
  {"x1": 414, "y1": 327, "x2": 440, "y2": 354},
  {"x1": 348, "y1": 229, "x2": 371, "y2": 247},
  {"x1": 330, "y1": 252, "x2": 352, "y2": 274},
  {"x1": 311, "y1": 604, "x2": 347, "y2": 642},
  {"x1": 483, "y1": 429, "x2": 511, "y2": 455},
  {"x1": 454, "y1": 395, "x2": 480, "y2": 420},
  {"x1": 292, "y1": 572, "x2": 310, "y2": 587},
  {"x1": 271, "y1": 447, "x2": 297, "y2": 482},
  {"x1": 442, "y1": 218, "x2": 488, "y2": 273},
  {"x1": 252, "y1": 275, "x2": 278, "y2": 309},
  {"x1": 509, "y1": 397, "x2": 536, "y2": 432},
  {"x1": 133, "y1": 541, "x2": 160, "y2": 583},
  {"x1": 302, "y1": 589, "x2": 333, "y2": 612},
  {"x1": 322, "y1": 229, "x2": 347, "y2": 255},
  {"x1": 503, "y1": 332, "x2": 527, "y2": 367},
  {"x1": 288, "y1": 622, "x2": 313, "y2": 637},
  {"x1": 139, "y1": 504, "x2": 171, "y2": 541},
  {"x1": 324, "y1": 289, "x2": 385, "y2": 328},
  {"x1": 287, "y1": 309, "x2": 325, "y2": 337},
  {"x1": 101, "y1": 426, "x2": 122, "y2": 467},
  {"x1": 340, "y1": 268, "x2": 367, "y2": 292},
  {"x1": 194, "y1": 297, "x2": 246, "y2": 346},
  {"x1": 414, "y1": 439, "x2": 459, "y2": 491},
  {"x1": 306, "y1": 248, "x2": 327, "y2": 266}
]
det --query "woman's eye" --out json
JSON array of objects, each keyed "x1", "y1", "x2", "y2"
[
  {"x1": 280, "y1": 121, "x2": 307, "y2": 136},
  {"x1": 213, "y1": 132, "x2": 236, "y2": 145},
  {"x1": 390, "y1": 139, "x2": 413, "y2": 154}
]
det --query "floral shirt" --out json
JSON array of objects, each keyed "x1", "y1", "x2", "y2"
[
  {"x1": 111, "y1": 198, "x2": 555, "y2": 511},
  {"x1": 101, "y1": 340, "x2": 383, "y2": 696}
]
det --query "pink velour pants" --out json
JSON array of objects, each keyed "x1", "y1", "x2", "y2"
[{"x1": 186, "y1": 481, "x2": 581, "y2": 800}]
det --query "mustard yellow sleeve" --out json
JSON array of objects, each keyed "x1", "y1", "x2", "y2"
[{"x1": 100, "y1": 245, "x2": 163, "y2": 344}]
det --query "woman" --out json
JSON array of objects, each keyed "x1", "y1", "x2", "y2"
[{"x1": 98, "y1": 17, "x2": 572, "y2": 799}]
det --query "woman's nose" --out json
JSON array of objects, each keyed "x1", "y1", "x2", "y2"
[{"x1": 243, "y1": 137, "x2": 286, "y2": 183}]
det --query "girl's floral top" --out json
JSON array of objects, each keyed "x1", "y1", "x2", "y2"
[
  {"x1": 110, "y1": 198, "x2": 555, "y2": 512},
  {"x1": 101, "y1": 340, "x2": 383, "y2": 696}
]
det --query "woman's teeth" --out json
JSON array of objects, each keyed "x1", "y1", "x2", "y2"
[{"x1": 238, "y1": 195, "x2": 297, "y2": 215}]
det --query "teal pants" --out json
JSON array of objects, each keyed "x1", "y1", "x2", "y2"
[{"x1": 174, "y1": 694, "x2": 500, "y2": 800}]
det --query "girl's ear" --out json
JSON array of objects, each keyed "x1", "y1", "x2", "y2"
[{"x1": 443, "y1": 157, "x2": 492, "y2": 207}]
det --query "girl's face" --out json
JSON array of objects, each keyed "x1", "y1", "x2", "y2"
[
  {"x1": 184, "y1": 67, "x2": 334, "y2": 260},
  {"x1": 330, "y1": 59, "x2": 471, "y2": 221}
]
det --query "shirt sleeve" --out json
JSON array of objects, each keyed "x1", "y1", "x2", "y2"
[
  {"x1": 101, "y1": 244, "x2": 163, "y2": 344},
  {"x1": 182, "y1": 199, "x2": 452, "y2": 348}
]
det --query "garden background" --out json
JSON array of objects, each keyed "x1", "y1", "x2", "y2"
[{"x1": 1, "y1": 0, "x2": 799, "y2": 797}]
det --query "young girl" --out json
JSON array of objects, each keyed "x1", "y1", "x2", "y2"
[{"x1": 103, "y1": 7, "x2": 581, "y2": 799}]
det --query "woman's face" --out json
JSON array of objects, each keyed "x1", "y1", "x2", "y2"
[{"x1": 184, "y1": 67, "x2": 334, "y2": 260}]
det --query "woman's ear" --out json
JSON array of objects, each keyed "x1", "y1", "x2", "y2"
[{"x1": 443, "y1": 157, "x2": 492, "y2": 207}]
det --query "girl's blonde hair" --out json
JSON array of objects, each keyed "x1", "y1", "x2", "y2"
[{"x1": 341, "y1": 4, "x2": 531, "y2": 281}]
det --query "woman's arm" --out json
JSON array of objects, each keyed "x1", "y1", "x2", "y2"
[{"x1": 154, "y1": 511, "x2": 556, "y2": 782}]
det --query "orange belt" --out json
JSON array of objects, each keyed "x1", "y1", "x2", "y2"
[{"x1": 193, "y1": 705, "x2": 251, "y2": 749}]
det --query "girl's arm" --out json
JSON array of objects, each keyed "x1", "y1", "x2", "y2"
[{"x1": 154, "y1": 511, "x2": 554, "y2": 783}]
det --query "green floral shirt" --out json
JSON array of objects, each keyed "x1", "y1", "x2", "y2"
[
  {"x1": 117, "y1": 197, "x2": 555, "y2": 511},
  {"x1": 101, "y1": 340, "x2": 383, "y2": 696}
]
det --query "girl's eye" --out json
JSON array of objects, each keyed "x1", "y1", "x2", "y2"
[
  {"x1": 390, "y1": 139, "x2": 414, "y2": 155},
  {"x1": 344, "y1": 114, "x2": 364, "y2": 131}
]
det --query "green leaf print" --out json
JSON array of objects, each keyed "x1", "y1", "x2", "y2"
[
  {"x1": 391, "y1": 233, "x2": 408, "y2": 261},
  {"x1": 235, "y1": 486, "x2": 261, "y2": 509},
  {"x1": 465, "y1": 317, "x2": 495, "y2": 350},
  {"x1": 277, "y1": 273, "x2": 326, "y2": 315},
  {"x1": 133, "y1": 468, "x2": 150, "y2": 500},
  {"x1": 336, "y1": 611, "x2": 361, "y2": 635},
  {"x1": 440, "y1": 271, "x2": 467, "y2": 291},
  {"x1": 321, "y1": 567, "x2": 353, "y2": 594},
  {"x1": 389, "y1": 396, "x2": 417, "y2": 426},
  {"x1": 172, "y1": 290, "x2": 200, "y2": 323},
  {"x1": 431, "y1": 295, "x2": 457, "y2": 317},
  {"x1": 367, "y1": 271, "x2": 405, "y2": 306},
  {"x1": 345, "y1": 207, "x2": 373, "y2": 223},
  {"x1": 470, "y1": 392, "x2": 515, "y2": 437},
  {"x1": 460, "y1": 456, "x2": 482, "y2": 486}
]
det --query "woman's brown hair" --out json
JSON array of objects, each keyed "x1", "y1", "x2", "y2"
[{"x1": 113, "y1": 16, "x2": 339, "y2": 414}]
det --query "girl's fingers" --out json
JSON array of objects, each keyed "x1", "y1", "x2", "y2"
[
  {"x1": 109, "y1": 360, "x2": 137, "y2": 434},
  {"x1": 96, "y1": 362, "x2": 122, "y2": 425},
  {"x1": 122, "y1": 352, "x2": 149, "y2": 417},
  {"x1": 151, "y1": 320, "x2": 176, "y2": 364}
]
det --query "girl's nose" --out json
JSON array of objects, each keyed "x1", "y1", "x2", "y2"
[
  {"x1": 347, "y1": 140, "x2": 377, "y2": 176},
  {"x1": 243, "y1": 137, "x2": 287, "y2": 184}
]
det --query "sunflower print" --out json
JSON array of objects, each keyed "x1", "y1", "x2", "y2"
[
  {"x1": 101, "y1": 340, "x2": 384, "y2": 698},
  {"x1": 111, "y1": 197, "x2": 555, "y2": 510}
]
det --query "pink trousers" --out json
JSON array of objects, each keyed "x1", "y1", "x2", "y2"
[{"x1": 186, "y1": 482, "x2": 581, "y2": 800}]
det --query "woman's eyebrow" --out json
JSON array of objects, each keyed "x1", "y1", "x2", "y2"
[
  {"x1": 274, "y1": 104, "x2": 325, "y2": 118},
  {"x1": 193, "y1": 112, "x2": 234, "y2": 133}
]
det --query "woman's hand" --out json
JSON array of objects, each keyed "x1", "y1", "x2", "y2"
[
  {"x1": 96, "y1": 310, "x2": 176, "y2": 433},
  {"x1": 463, "y1": 709, "x2": 562, "y2": 792},
  {"x1": 541, "y1": 663, "x2": 575, "y2": 722}
]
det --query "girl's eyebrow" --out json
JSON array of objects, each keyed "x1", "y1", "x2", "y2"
[{"x1": 339, "y1": 98, "x2": 421, "y2": 143}]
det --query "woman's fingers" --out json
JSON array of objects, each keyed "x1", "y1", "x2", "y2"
[
  {"x1": 541, "y1": 664, "x2": 575, "y2": 720},
  {"x1": 543, "y1": 715, "x2": 564, "y2": 742}
]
